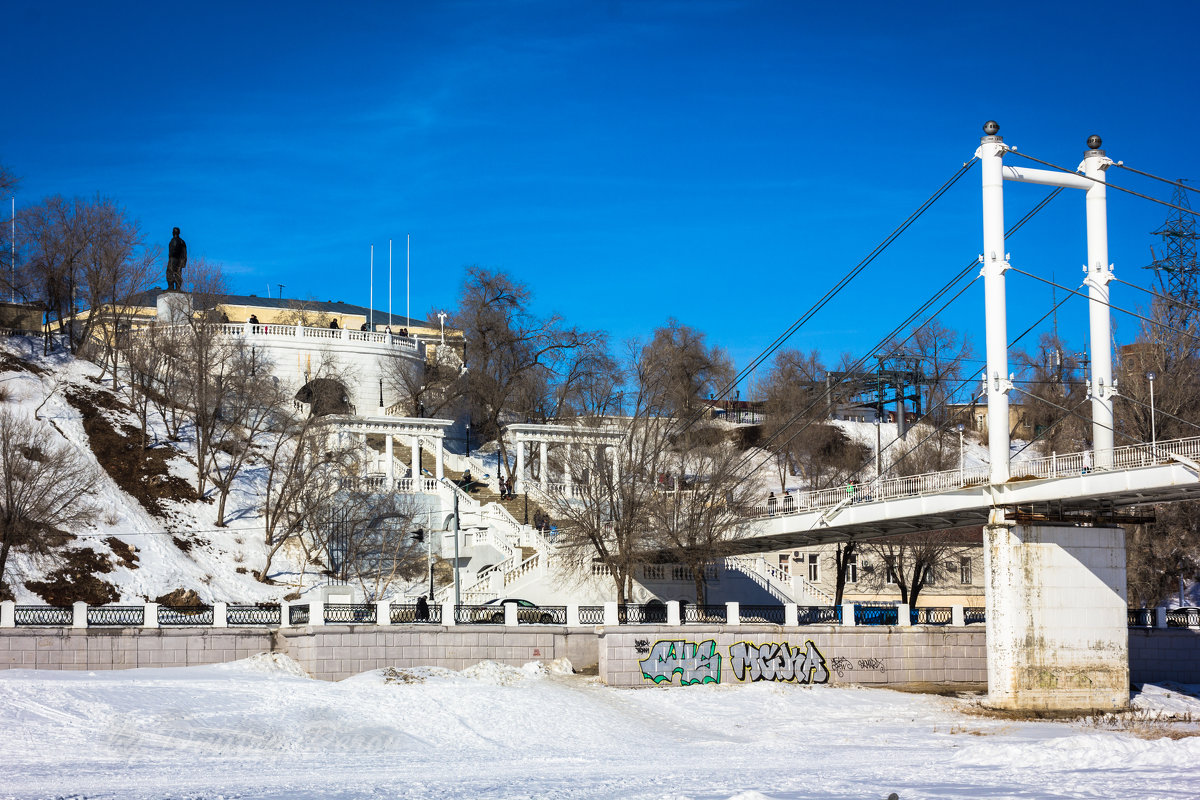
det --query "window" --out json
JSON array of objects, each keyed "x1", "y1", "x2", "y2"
[
  {"x1": 807, "y1": 553, "x2": 820, "y2": 583},
  {"x1": 846, "y1": 554, "x2": 858, "y2": 584},
  {"x1": 885, "y1": 557, "x2": 897, "y2": 585},
  {"x1": 778, "y1": 554, "x2": 789, "y2": 572},
  {"x1": 960, "y1": 557, "x2": 972, "y2": 585}
]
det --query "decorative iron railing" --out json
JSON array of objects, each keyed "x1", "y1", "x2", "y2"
[
  {"x1": 1166, "y1": 607, "x2": 1200, "y2": 628},
  {"x1": 456, "y1": 605, "x2": 505, "y2": 624},
  {"x1": 739, "y1": 605, "x2": 786, "y2": 624},
  {"x1": 578, "y1": 605, "x2": 605, "y2": 625},
  {"x1": 227, "y1": 605, "x2": 281, "y2": 626},
  {"x1": 911, "y1": 607, "x2": 953, "y2": 626},
  {"x1": 87, "y1": 606, "x2": 144, "y2": 627},
  {"x1": 1128, "y1": 608, "x2": 1156, "y2": 627},
  {"x1": 390, "y1": 603, "x2": 442, "y2": 624},
  {"x1": 963, "y1": 608, "x2": 986, "y2": 625},
  {"x1": 157, "y1": 605, "x2": 214, "y2": 626},
  {"x1": 521, "y1": 606, "x2": 567, "y2": 625},
  {"x1": 854, "y1": 604, "x2": 898, "y2": 626},
  {"x1": 617, "y1": 603, "x2": 668, "y2": 624},
  {"x1": 324, "y1": 603, "x2": 377, "y2": 624},
  {"x1": 796, "y1": 606, "x2": 840, "y2": 625},
  {"x1": 14, "y1": 606, "x2": 72, "y2": 626},
  {"x1": 289, "y1": 604, "x2": 310, "y2": 626},
  {"x1": 682, "y1": 604, "x2": 727, "y2": 624}
]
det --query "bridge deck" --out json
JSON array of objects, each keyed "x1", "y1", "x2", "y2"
[{"x1": 728, "y1": 437, "x2": 1200, "y2": 554}]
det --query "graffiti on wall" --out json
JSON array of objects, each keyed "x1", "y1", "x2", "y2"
[
  {"x1": 729, "y1": 640, "x2": 829, "y2": 684},
  {"x1": 638, "y1": 639, "x2": 831, "y2": 686},
  {"x1": 639, "y1": 640, "x2": 722, "y2": 685}
]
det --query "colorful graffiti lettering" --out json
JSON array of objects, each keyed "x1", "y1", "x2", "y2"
[
  {"x1": 639, "y1": 639, "x2": 722, "y2": 685},
  {"x1": 728, "y1": 640, "x2": 829, "y2": 684}
]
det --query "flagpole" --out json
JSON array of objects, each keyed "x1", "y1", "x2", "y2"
[
  {"x1": 388, "y1": 239, "x2": 393, "y2": 330},
  {"x1": 406, "y1": 233, "x2": 410, "y2": 330},
  {"x1": 370, "y1": 244, "x2": 374, "y2": 331}
]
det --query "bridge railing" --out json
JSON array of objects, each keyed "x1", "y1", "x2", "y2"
[{"x1": 753, "y1": 435, "x2": 1200, "y2": 520}]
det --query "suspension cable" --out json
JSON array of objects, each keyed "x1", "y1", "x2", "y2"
[
  {"x1": 672, "y1": 157, "x2": 979, "y2": 439},
  {"x1": 1010, "y1": 267, "x2": 1200, "y2": 347},
  {"x1": 746, "y1": 189, "x2": 1068, "y2": 488},
  {"x1": 1008, "y1": 150, "x2": 1200, "y2": 219},
  {"x1": 1118, "y1": 391, "x2": 1200, "y2": 435},
  {"x1": 1111, "y1": 164, "x2": 1199, "y2": 195},
  {"x1": 1010, "y1": 385, "x2": 1135, "y2": 443},
  {"x1": 1113, "y1": 277, "x2": 1200, "y2": 319}
]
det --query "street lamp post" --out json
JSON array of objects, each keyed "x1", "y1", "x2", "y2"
[
  {"x1": 957, "y1": 423, "x2": 965, "y2": 485},
  {"x1": 437, "y1": 312, "x2": 447, "y2": 344},
  {"x1": 1147, "y1": 371, "x2": 1157, "y2": 456}
]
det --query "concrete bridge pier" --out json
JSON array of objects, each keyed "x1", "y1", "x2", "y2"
[{"x1": 984, "y1": 521, "x2": 1129, "y2": 711}]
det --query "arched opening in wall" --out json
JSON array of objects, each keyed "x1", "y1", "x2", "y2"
[{"x1": 295, "y1": 378, "x2": 353, "y2": 417}]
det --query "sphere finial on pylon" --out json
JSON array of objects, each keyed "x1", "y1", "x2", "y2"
[
  {"x1": 983, "y1": 120, "x2": 1000, "y2": 136},
  {"x1": 1087, "y1": 134, "x2": 1102, "y2": 150}
]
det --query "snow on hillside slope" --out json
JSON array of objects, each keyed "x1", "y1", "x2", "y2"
[{"x1": 0, "y1": 335, "x2": 309, "y2": 605}]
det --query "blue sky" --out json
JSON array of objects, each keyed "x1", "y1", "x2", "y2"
[{"x1": 5, "y1": 0, "x2": 1198, "y2": 381}]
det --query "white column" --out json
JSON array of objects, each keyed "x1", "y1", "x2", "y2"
[
  {"x1": 0, "y1": 600, "x2": 14, "y2": 628},
  {"x1": 841, "y1": 603, "x2": 856, "y2": 626},
  {"x1": 442, "y1": 600, "x2": 457, "y2": 626},
  {"x1": 667, "y1": 601, "x2": 681, "y2": 626},
  {"x1": 72, "y1": 601, "x2": 87, "y2": 629},
  {"x1": 309, "y1": 600, "x2": 325, "y2": 627},
  {"x1": 726, "y1": 602, "x2": 740, "y2": 626},
  {"x1": 1083, "y1": 137, "x2": 1115, "y2": 469},
  {"x1": 951, "y1": 605, "x2": 966, "y2": 627},
  {"x1": 978, "y1": 121, "x2": 1012, "y2": 484},
  {"x1": 515, "y1": 440, "x2": 526, "y2": 492},
  {"x1": 566, "y1": 604, "x2": 581, "y2": 627},
  {"x1": 784, "y1": 603, "x2": 798, "y2": 627},
  {"x1": 434, "y1": 435, "x2": 444, "y2": 481},
  {"x1": 610, "y1": 444, "x2": 619, "y2": 484},
  {"x1": 563, "y1": 444, "x2": 573, "y2": 489},
  {"x1": 279, "y1": 601, "x2": 291, "y2": 628},
  {"x1": 385, "y1": 434, "x2": 394, "y2": 485},
  {"x1": 143, "y1": 602, "x2": 159, "y2": 629},
  {"x1": 504, "y1": 602, "x2": 519, "y2": 627},
  {"x1": 603, "y1": 601, "x2": 619, "y2": 626},
  {"x1": 213, "y1": 601, "x2": 228, "y2": 628},
  {"x1": 376, "y1": 600, "x2": 392, "y2": 626},
  {"x1": 539, "y1": 442, "x2": 548, "y2": 488},
  {"x1": 411, "y1": 435, "x2": 420, "y2": 479},
  {"x1": 898, "y1": 603, "x2": 912, "y2": 627}
]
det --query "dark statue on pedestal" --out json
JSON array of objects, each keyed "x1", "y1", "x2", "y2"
[{"x1": 166, "y1": 227, "x2": 187, "y2": 291}]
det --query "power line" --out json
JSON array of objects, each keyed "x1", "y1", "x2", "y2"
[
  {"x1": 1113, "y1": 276, "x2": 1200, "y2": 319},
  {"x1": 1118, "y1": 391, "x2": 1200, "y2": 435}
]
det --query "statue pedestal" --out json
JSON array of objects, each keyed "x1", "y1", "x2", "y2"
[{"x1": 157, "y1": 291, "x2": 191, "y2": 326}]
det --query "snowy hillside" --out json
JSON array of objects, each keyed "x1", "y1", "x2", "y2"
[{"x1": 0, "y1": 335, "x2": 312, "y2": 605}]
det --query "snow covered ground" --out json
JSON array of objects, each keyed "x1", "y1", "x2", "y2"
[{"x1": 1, "y1": 656, "x2": 1198, "y2": 800}]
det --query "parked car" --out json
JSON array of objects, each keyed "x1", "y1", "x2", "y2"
[{"x1": 482, "y1": 598, "x2": 556, "y2": 624}]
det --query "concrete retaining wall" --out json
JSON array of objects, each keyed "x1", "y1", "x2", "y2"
[
  {"x1": 3, "y1": 625, "x2": 1197, "y2": 688},
  {"x1": 279, "y1": 626, "x2": 599, "y2": 681},
  {"x1": 599, "y1": 625, "x2": 987, "y2": 688},
  {"x1": 0, "y1": 628, "x2": 273, "y2": 671},
  {"x1": 1129, "y1": 628, "x2": 1200, "y2": 685}
]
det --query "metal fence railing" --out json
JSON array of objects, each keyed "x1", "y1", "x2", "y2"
[
  {"x1": 1128, "y1": 608, "x2": 1156, "y2": 628},
  {"x1": 157, "y1": 605, "x2": 214, "y2": 626},
  {"x1": 617, "y1": 604, "x2": 668, "y2": 624},
  {"x1": 289, "y1": 604, "x2": 310, "y2": 626},
  {"x1": 739, "y1": 605, "x2": 786, "y2": 624},
  {"x1": 456, "y1": 605, "x2": 504, "y2": 625},
  {"x1": 390, "y1": 603, "x2": 442, "y2": 624},
  {"x1": 796, "y1": 606, "x2": 840, "y2": 625},
  {"x1": 963, "y1": 608, "x2": 986, "y2": 625},
  {"x1": 578, "y1": 605, "x2": 605, "y2": 625},
  {"x1": 324, "y1": 603, "x2": 377, "y2": 624},
  {"x1": 911, "y1": 607, "x2": 953, "y2": 626},
  {"x1": 682, "y1": 604, "x2": 727, "y2": 624},
  {"x1": 87, "y1": 606, "x2": 144, "y2": 627},
  {"x1": 854, "y1": 604, "x2": 898, "y2": 626},
  {"x1": 14, "y1": 606, "x2": 72, "y2": 626},
  {"x1": 522, "y1": 606, "x2": 567, "y2": 625},
  {"x1": 227, "y1": 604, "x2": 280, "y2": 625},
  {"x1": 1166, "y1": 607, "x2": 1200, "y2": 628}
]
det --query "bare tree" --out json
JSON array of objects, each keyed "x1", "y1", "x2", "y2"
[
  {"x1": 1013, "y1": 332, "x2": 1089, "y2": 455},
  {"x1": 382, "y1": 341, "x2": 464, "y2": 418},
  {"x1": 756, "y1": 348, "x2": 827, "y2": 491},
  {"x1": 1126, "y1": 502, "x2": 1200, "y2": 608},
  {"x1": 453, "y1": 266, "x2": 601, "y2": 478},
  {"x1": 275, "y1": 299, "x2": 333, "y2": 328},
  {"x1": 322, "y1": 492, "x2": 426, "y2": 600},
  {"x1": 859, "y1": 528, "x2": 976, "y2": 608},
  {"x1": 0, "y1": 408, "x2": 100, "y2": 591}
]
